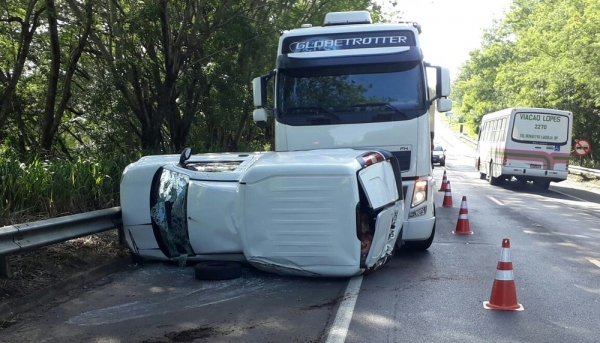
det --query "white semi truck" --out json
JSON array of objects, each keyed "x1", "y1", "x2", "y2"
[
  {"x1": 252, "y1": 10, "x2": 452, "y2": 252},
  {"x1": 120, "y1": 11, "x2": 451, "y2": 278}
]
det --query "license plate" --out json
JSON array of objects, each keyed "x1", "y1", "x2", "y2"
[{"x1": 530, "y1": 164, "x2": 541, "y2": 169}]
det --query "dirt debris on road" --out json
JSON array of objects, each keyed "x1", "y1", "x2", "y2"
[{"x1": 0, "y1": 230, "x2": 129, "y2": 304}]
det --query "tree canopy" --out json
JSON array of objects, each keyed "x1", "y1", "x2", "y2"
[
  {"x1": 452, "y1": 0, "x2": 599, "y2": 163},
  {"x1": 0, "y1": 0, "x2": 382, "y2": 157}
]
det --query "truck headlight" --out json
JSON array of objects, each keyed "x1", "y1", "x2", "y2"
[{"x1": 411, "y1": 180, "x2": 428, "y2": 208}]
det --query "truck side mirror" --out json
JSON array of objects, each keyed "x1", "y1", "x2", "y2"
[
  {"x1": 437, "y1": 67, "x2": 451, "y2": 98},
  {"x1": 252, "y1": 77, "x2": 266, "y2": 107},
  {"x1": 252, "y1": 70, "x2": 276, "y2": 108},
  {"x1": 253, "y1": 108, "x2": 268, "y2": 125},
  {"x1": 436, "y1": 98, "x2": 452, "y2": 112}
]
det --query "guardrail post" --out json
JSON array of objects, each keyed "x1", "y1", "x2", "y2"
[
  {"x1": 0, "y1": 255, "x2": 10, "y2": 278},
  {"x1": 118, "y1": 226, "x2": 126, "y2": 246}
]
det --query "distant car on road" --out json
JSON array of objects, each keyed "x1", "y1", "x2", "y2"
[{"x1": 432, "y1": 145, "x2": 446, "y2": 166}]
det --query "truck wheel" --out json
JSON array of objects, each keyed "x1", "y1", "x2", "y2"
[
  {"x1": 195, "y1": 261, "x2": 242, "y2": 280},
  {"x1": 402, "y1": 224, "x2": 435, "y2": 252}
]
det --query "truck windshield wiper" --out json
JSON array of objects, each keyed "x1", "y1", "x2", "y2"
[
  {"x1": 351, "y1": 102, "x2": 408, "y2": 118},
  {"x1": 284, "y1": 106, "x2": 340, "y2": 121}
]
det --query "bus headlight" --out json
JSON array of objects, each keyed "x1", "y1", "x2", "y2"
[{"x1": 411, "y1": 180, "x2": 428, "y2": 208}]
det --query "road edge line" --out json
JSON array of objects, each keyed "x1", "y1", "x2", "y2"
[{"x1": 325, "y1": 274, "x2": 363, "y2": 343}]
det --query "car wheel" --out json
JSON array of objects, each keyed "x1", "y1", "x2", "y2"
[
  {"x1": 194, "y1": 261, "x2": 242, "y2": 280},
  {"x1": 440, "y1": 159, "x2": 445, "y2": 167}
]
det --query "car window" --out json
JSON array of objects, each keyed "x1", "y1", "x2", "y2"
[{"x1": 433, "y1": 146, "x2": 443, "y2": 151}]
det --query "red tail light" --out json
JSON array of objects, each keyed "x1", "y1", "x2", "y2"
[{"x1": 361, "y1": 152, "x2": 384, "y2": 166}]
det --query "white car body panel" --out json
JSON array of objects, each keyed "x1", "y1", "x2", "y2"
[{"x1": 120, "y1": 149, "x2": 405, "y2": 277}]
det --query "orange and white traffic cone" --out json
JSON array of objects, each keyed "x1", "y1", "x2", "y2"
[
  {"x1": 442, "y1": 181, "x2": 453, "y2": 207},
  {"x1": 438, "y1": 170, "x2": 448, "y2": 192},
  {"x1": 483, "y1": 238, "x2": 524, "y2": 311},
  {"x1": 453, "y1": 196, "x2": 473, "y2": 234}
]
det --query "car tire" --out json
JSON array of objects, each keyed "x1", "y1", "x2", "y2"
[
  {"x1": 194, "y1": 261, "x2": 242, "y2": 281},
  {"x1": 440, "y1": 159, "x2": 445, "y2": 167}
]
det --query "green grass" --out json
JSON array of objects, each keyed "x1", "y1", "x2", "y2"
[{"x1": 0, "y1": 144, "x2": 138, "y2": 225}]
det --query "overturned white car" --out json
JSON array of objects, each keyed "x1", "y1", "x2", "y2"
[{"x1": 120, "y1": 148, "x2": 404, "y2": 277}]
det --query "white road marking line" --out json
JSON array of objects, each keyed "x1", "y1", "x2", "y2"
[
  {"x1": 325, "y1": 275, "x2": 363, "y2": 343},
  {"x1": 550, "y1": 189, "x2": 587, "y2": 202},
  {"x1": 586, "y1": 257, "x2": 600, "y2": 269},
  {"x1": 488, "y1": 196, "x2": 504, "y2": 206}
]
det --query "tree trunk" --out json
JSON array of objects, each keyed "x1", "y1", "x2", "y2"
[
  {"x1": 0, "y1": 0, "x2": 45, "y2": 129},
  {"x1": 40, "y1": 0, "x2": 61, "y2": 153}
]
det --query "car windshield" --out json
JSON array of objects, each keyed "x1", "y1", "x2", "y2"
[{"x1": 433, "y1": 146, "x2": 443, "y2": 151}]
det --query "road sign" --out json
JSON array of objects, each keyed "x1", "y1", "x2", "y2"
[{"x1": 574, "y1": 139, "x2": 591, "y2": 156}]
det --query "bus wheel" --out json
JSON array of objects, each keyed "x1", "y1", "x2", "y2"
[
  {"x1": 479, "y1": 172, "x2": 486, "y2": 180},
  {"x1": 488, "y1": 163, "x2": 500, "y2": 186},
  {"x1": 534, "y1": 180, "x2": 550, "y2": 190}
]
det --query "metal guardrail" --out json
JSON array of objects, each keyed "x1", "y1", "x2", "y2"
[
  {"x1": 0, "y1": 207, "x2": 122, "y2": 277},
  {"x1": 568, "y1": 165, "x2": 600, "y2": 178}
]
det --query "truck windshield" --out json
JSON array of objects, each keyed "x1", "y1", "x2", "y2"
[{"x1": 276, "y1": 62, "x2": 426, "y2": 125}]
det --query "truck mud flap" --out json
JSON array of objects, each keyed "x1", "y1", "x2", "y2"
[{"x1": 149, "y1": 168, "x2": 195, "y2": 259}]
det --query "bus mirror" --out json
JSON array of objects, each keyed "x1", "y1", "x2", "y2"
[
  {"x1": 436, "y1": 98, "x2": 452, "y2": 112},
  {"x1": 253, "y1": 108, "x2": 268, "y2": 123},
  {"x1": 475, "y1": 127, "x2": 480, "y2": 135}
]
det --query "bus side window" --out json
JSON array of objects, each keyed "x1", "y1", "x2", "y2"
[
  {"x1": 483, "y1": 122, "x2": 489, "y2": 141},
  {"x1": 500, "y1": 118, "x2": 507, "y2": 141}
]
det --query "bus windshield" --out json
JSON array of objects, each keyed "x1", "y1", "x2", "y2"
[
  {"x1": 276, "y1": 62, "x2": 426, "y2": 125},
  {"x1": 511, "y1": 112, "x2": 570, "y2": 145}
]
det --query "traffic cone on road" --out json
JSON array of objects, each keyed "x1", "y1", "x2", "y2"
[
  {"x1": 453, "y1": 196, "x2": 473, "y2": 234},
  {"x1": 483, "y1": 238, "x2": 524, "y2": 311},
  {"x1": 438, "y1": 170, "x2": 448, "y2": 192},
  {"x1": 442, "y1": 181, "x2": 453, "y2": 207}
]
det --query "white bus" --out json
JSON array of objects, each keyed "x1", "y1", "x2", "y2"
[
  {"x1": 475, "y1": 108, "x2": 573, "y2": 189},
  {"x1": 252, "y1": 11, "x2": 452, "y2": 251}
]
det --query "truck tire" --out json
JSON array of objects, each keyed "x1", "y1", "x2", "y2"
[
  {"x1": 402, "y1": 225, "x2": 435, "y2": 251},
  {"x1": 194, "y1": 261, "x2": 242, "y2": 281}
]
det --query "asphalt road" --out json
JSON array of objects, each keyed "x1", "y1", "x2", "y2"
[{"x1": 2, "y1": 120, "x2": 599, "y2": 343}]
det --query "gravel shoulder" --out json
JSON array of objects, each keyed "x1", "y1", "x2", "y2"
[{"x1": 0, "y1": 230, "x2": 129, "y2": 305}]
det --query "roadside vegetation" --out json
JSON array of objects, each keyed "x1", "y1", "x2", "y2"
[
  {"x1": 1, "y1": 0, "x2": 598, "y2": 223},
  {"x1": 451, "y1": 0, "x2": 599, "y2": 169},
  {"x1": 0, "y1": 0, "x2": 384, "y2": 224}
]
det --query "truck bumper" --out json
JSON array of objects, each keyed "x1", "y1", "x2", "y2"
[{"x1": 402, "y1": 215, "x2": 435, "y2": 241}]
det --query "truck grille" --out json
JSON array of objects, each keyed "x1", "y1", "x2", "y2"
[{"x1": 391, "y1": 151, "x2": 411, "y2": 172}]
